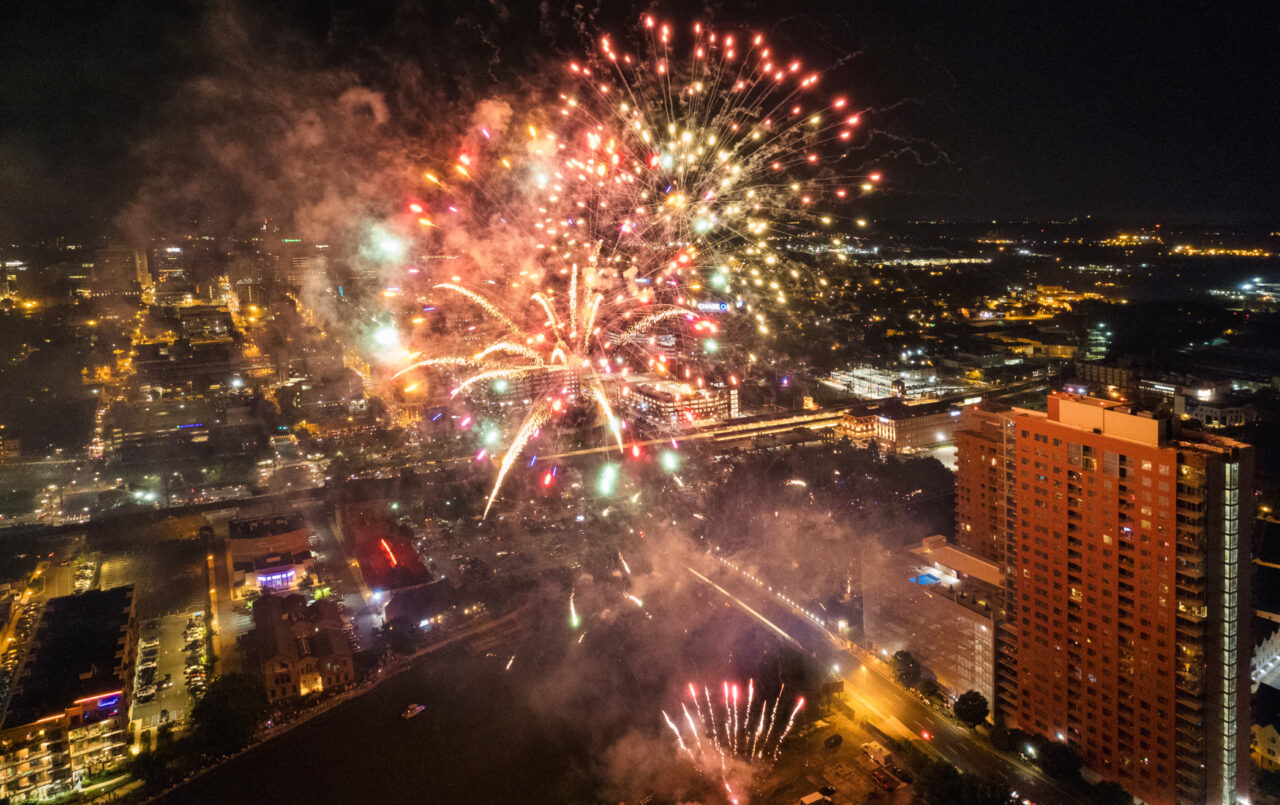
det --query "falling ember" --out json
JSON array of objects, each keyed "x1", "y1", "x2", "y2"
[{"x1": 569, "y1": 588, "x2": 581, "y2": 629}]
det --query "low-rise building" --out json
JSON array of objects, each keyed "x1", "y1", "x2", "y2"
[
  {"x1": 0, "y1": 587, "x2": 136, "y2": 801},
  {"x1": 1252, "y1": 683, "x2": 1280, "y2": 771},
  {"x1": 621, "y1": 379, "x2": 739, "y2": 429},
  {"x1": 249, "y1": 594, "x2": 354, "y2": 704},
  {"x1": 863, "y1": 536, "x2": 1003, "y2": 706},
  {"x1": 229, "y1": 513, "x2": 313, "y2": 598},
  {"x1": 1184, "y1": 393, "x2": 1256, "y2": 429},
  {"x1": 871, "y1": 399, "x2": 960, "y2": 452},
  {"x1": 0, "y1": 425, "x2": 19, "y2": 460}
]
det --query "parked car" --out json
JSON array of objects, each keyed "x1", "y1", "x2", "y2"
[{"x1": 870, "y1": 768, "x2": 897, "y2": 791}]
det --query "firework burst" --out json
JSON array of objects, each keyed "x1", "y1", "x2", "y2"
[
  {"x1": 390, "y1": 16, "x2": 875, "y2": 512},
  {"x1": 559, "y1": 17, "x2": 883, "y2": 333},
  {"x1": 395, "y1": 261, "x2": 692, "y2": 517}
]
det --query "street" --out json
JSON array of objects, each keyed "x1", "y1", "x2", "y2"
[{"x1": 690, "y1": 555, "x2": 1079, "y2": 805}]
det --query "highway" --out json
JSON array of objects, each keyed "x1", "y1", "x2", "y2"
[{"x1": 688, "y1": 555, "x2": 1079, "y2": 805}]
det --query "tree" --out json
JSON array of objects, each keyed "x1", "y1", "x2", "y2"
[
  {"x1": 1259, "y1": 767, "x2": 1280, "y2": 800},
  {"x1": 890, "y1": 650, "x2": 920, "y2": 686},
  {"x1": 917, "y1": 677, "x2": 941, "y2": 700},
  {"x1": 988, "y1": 724, "x2": 1012, "y2": 751},
  {"x1": 190, "y1": 673, "x2": 269, "y2": 755},
  {"x1": 915, "y1": 759, "x2": 1010, "y2": 805},
  {"x1": 1087, "y1": 780, "x2": 1133, "y2": 805},
  {"x1": 915, "y1": 759, "x2": 963, "y2": 804},
  {"x1": 953, "y1": 690, "x2": 990, "y2": 729},
  {"x1": 1037, "y1": 741, "x2": 1083, "y2": 784},
  {"x1": 379, "y1": 616, "x2": 421, "y2": 656}
]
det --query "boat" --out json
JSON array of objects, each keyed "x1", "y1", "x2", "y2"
[{"x1": 401, "y1": 703, "x2": 425, "y2": 719}]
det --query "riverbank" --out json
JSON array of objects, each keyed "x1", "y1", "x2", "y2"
[{"x1": 134, "y1": 602, "x2": 531, "y2": 803}]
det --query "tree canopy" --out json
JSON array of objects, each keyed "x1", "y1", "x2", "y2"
[
  {"x1": 953, "y1": 690, "x2": 990, "y2": 728},
  {"x1": 891, "y1": 650, "x2": 921, "y2": 686},
  {"x1": 190, "y1": 672, "x2": 270, "y2": 755}
]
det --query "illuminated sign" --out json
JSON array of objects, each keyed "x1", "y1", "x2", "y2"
[
  {"x1": 380, "y1": 538, "x2": 398, "y2": 568},
  {"x1": 259, "y1": 568, "x2": 296, "y2": 590},
  {"x1": 696, "y1": 301, "x2": 729, "y2": 313}
]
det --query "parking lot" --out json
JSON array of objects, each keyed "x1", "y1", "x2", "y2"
[
  {"x1": 758, "y1": 707, "x2": 914, "y2": 805},
  {"x1": 132, "y1": 610, "x2": 206, "y2": 742}
]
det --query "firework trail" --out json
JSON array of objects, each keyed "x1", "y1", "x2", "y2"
[
  {"x1": 624, "y1": 592, "x2": 644, "y2": 608},
  {"x1": 569, "y1": 587, "x2": 581, "y2": 629},
  {"x1": 756, "y1": 684, "x2": 784, "y2": 761},
  {"x1": 723, "y1": 682, "x2": 733, "y2": 756},
  {"x1": 483, "y1": 400, "x2": 552, "y2": 519},
  {"x1": 748, "y1": 700, "x2": 767, "y2": 759},
  {"x1": 434, "y1": 283, "x2": 523, "y2": 336},
  {"x1": 703, "y1": 685, "x2": 722, "y2": 758},
  {"x1": 663, "y1": 710, "x2": 692, "y2": 759},
  {"x1": 772, "y1": 697, "x2": 806, "y2": 760},
  {"x1": 668, "y1": 680, "x2": 804, "y2": 770},
  {"x1": 681, "y1": 703, "x2": 703, "y2": 755},
  {"x1": 618, "y1": 551, "x2": 632, "y2": 575}
]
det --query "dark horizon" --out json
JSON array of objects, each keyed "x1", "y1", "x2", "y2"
[{"x1": 1, "y1": 0, "x2": 1278, "y2": 242}]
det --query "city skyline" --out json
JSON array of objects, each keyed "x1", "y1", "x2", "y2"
[
  {"x1": 2, "y1": 1, "x2": 1280, "y2": 243},
  {"x1": 0, "y1": 4, "x2": 1278, "y2": 805}
]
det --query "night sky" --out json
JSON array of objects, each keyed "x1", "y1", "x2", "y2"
[{"x1": 1, "y1": 0, "x2": 1277, "y2": 241}]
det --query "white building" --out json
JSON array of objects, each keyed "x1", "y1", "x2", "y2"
[
  {"x1": 621, "y1": 379, "x2": 740, "y2": 429},
  {"x1": 863, "y1": 536, "x2": 1004, "y2": 706}
]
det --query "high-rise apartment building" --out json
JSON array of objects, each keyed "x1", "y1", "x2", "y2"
[
  {"x1": 150, "y1": 245, "x2": 185, "y2": 282},
  {"x1": 91, "y1": 245, "x2": 150, "y2": 291},
  {"x1": 955, "y1": 392, "x2": 1252, "y2": 805}
]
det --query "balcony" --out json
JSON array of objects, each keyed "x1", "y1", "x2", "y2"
[
  {"x1": 1175, "y1": 540, "x2": 1202, "y2": 558},
  {"x1": 1175, "y1": 560, "x2": 1205, "y2": 579},
  {"x1": 1175, "y1": 726, "x2": 1203, "y2": 750},
  {"x1": 1176, "y1": 620, "x2": 1205, "y2": 641},
  {"x1": 1176, "y1": 577, "x2": 1206, "y2": 596}
]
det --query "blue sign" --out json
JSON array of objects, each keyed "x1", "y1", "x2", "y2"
[{"x1": 696, "y1": 301, "x2": 729, "y2": 313}]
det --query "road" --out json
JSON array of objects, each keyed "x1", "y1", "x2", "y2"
[{"x1": 689, "y1": 556, "x2": 1079, "y2": 805}]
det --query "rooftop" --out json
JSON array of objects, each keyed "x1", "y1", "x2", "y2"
[
  {"x1": 230, "y1": 512, "x2": 306, "y2": 540},
  {"x1": 910, "y1": 535, "x2": 1004, "y2": 588},
  {"x1": 3, "y1": 586, "x2": 133, "y2": 728}
]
